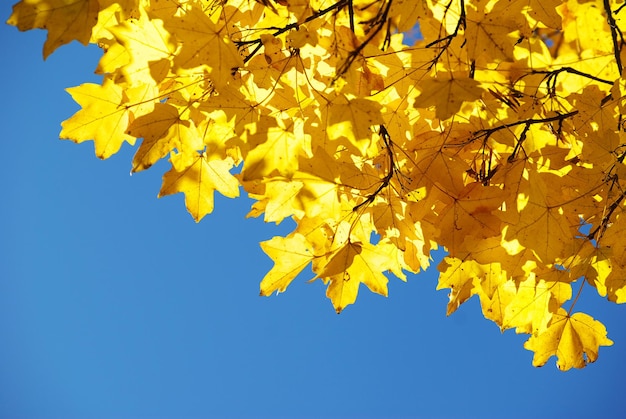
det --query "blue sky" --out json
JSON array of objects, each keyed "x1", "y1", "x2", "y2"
[{"x1": 1, "y1": 12, "x2": 625, "y2": 418}]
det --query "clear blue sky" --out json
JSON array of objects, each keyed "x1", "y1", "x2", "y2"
[{"x1": 1, "y1": 12, "x2": 625, "y2": 418}]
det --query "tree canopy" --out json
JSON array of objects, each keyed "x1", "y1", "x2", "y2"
[{"x1": 7, "y1": 0, "x2": 626, "y2": 370}]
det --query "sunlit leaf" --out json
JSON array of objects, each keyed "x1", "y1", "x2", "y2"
[
  {"x1": 524, "y1": 309, "x2": 613, "y2": 370},
  {"x1": 7, "y1": 0, "x2": 99, "y2": 58}
]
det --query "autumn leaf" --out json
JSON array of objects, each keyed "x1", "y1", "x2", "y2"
[
  {"x1": 524, "y1": 309, "x2": 613, "y2": 370},
  {"x1": 127, "y1": 103, "x2": 202, "y2": 172},
  {"x1": 463, "y1": 1, "x2": 523, "y2": 62},
  {"x1": 413, "y1": 75, "x2": 484, "y2": 121},
  {"x1": 437, "y1": 257, "x2": 478, "y2": 316},
  {"x1": 60, "y1": 78, "x2": 136, "y2": 158},
  {"x1": 318, "y1": 240, "x2": 393, "y2": 313},
  {"x1": 7, "y1": 0, "x2": 99, "y2": 58},
  {"x1": 260, "y1": 233, "x2": 314, "y2": 296},
  {"x1": 241, "y1": 116, "x2": 305, "y2": 180},
  {"x1": 326, "y1": 95, "x2": 384, "y2": 155},
  {"x1": 163, "y1": 5, "x2": 243, "y2": 87},
  {"x1": 247, "y1": 179, "x2": 305, "y2": 224},
  {"x1": 109, "y1": 11, "x2": 176, "y2": 85},
  {"x1": 389, "y1": 0, "x2": 428, "y2": 32},
  {"x1": 159, "y1": 151, "x2": 239, "y2": 222}
]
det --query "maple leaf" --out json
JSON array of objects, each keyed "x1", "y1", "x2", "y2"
[
  {"x1": 108, "y1": 11, "x2": 176, "y2": 85},
  {"x1": 317, "y1": 240, "x2": 393, "y2": 313},
  {"x1": 326, "y1": 95, "x2": 384, "y2": 155},
  {"x1": 260, "y1": 233, "x2": 314, "y2": 296},
  {"x1": 479, "y1": 275, "x2": 554, "y2": 335},
  {"x1": 437, "y1": 257, "x2": 480, "y2": 316},
  {"x1": 127, "y1": 103, "x2": 202, "y2": 172},
  {"x1": 502, "y1": 170, "x2": 576, "y2": 263},
  {"x1": 163, "y1": 5, "x2": 243, "y2": 87},
  {"x1": 524, "y1": 309, "x2": 613, "y2": 370},
  {"x1": 159, "y1": 151, "x2": 239, "y2": 222},
  {"x1": 389, "y1": 0, "x2": 428, "y2": 32},
  {"x1": 464, "y1": 4, "x2": 518, "y2": 62},
  {"x1": 60, "y1": 78, "x2": 137, "y2": 158},
  {"x1": 241, "y1": 116, "x2": 306, "y2": 180},
  {"x1": 7, "y1": 0, "x2": 99, "y2": 58},
  {"x1": 413, "y1": 74, "x2": 484, "y2": 121}
]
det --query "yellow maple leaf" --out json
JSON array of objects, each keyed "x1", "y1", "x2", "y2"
[
  {"x1": 90, "y1": 0, "x2": 140, "y2": 43},
  {"x1": 560, "y1": 0, "x2": 614, "y2": 53},
  {"x1": 109, "y1": 11, "x2": 176, "y2": 85},
  {"x1": 247, "y1": 179, "x2": 305, "y2": 224},
  {"x1": 163, "y1": 5, "x2": 243, "y2": 87},
  {"x1": 464, "y1": 5, "x2": 518, "y2": 62},
  {"x1": 7, "y1": 0, "x2": 99, "y2": 58},
  {"x1": 520, "y1": 0, "x2": 563, "y2": 30},
  {"x1": 524, "y1": 309, "x2": 613, "y2": 370},
  {"x1": 436, "y1": 183, "x2": 507, "y2": 250},
  {"x1": 60, "y1": 78, "x2": 137, "y2": 158},
  {"x1": 389, "y1": 0, "x2": 428, "y2": 32},
  {"x1": 326, "y1": 96, "x2": 384, "y2": 155},
  {"x1": 241, "y1": 116, "x2": 305, "y2": 180},
  {"x1": 413, "y1": 74, "x2": 484, "y2": 121},
  {"x1": 502, "y1": 170, "x2": 575, "y2": 263},
  {"x1": 127, "y1": 103, "x2": 202, "y2": 172},
  {"x1": 259, "y1": 233, "x2": 314, "y2": 296},
  {"x1": 437, "y1": 257, "x2": 478, "y2": 315},
  {"x1": 479, "y1": 275, "x2": 553, "y2": 335},
  {"x1": 595, "y1": 214, "x2": 626, "y2": 303},
  {"x1": 318, "y1": 241, "x2": 391, "y2": 313},
  {"x1": 159, "y1": 151, "x2": 239, "y2": 222}
]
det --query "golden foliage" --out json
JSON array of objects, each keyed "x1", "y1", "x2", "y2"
[{"x1": 9, "y1": 0, "x2": 626, "y2": 369}]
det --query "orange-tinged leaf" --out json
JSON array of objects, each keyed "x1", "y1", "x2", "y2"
[
  {"x1": 524, "y1": 309, "x2": 613, "y2": 370},
  {"x1": 464, "y1": 5, "x2": 518, "y2": 62},
  {"x1": 389, "y1": 0, "x2": 428, "y2": 32},
  {"x1": 259, "y1": 233, "x2": 314, "y2": 296},
  {"x1": 517, "y1": 0, "x2": 563, "y2": 29},
  {"x1": 436, "y1": 183, "x2": 507, "y2": 251},
  {"x1": 437, "y1": 257, "x2": 478, "y2": 315},
  {"x1": 413, "y1": 75, "x2": 484, "y2": 121},
  {"x1": 326, "y1": 96, "x2": 384, "y2": 155},
  {"x1": 7, "y1": 0, "x2": 99, "y2": 58},
  {"x1": 159, "y1": 152, "x2": 239, "y2": 222}
]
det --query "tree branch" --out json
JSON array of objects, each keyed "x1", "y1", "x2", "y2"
[
  {"x1": 353, "y1": 125, "x2": 396, "y2": 211},
  {"x1": 333, "y1": 0, "x2": 394, "y2": 81},
  {"x1": 425, "y1": 0, "x2": 466, "y2": 69},
  {"x1": 235, "y1": 0, "x2": 351, "y2": 63},
  {"x1": 604, "y1": 0, "x2": 624, "y2": 75},
  {"x1": 470, "y1": 111, "x2": 579, "y2": 162}
]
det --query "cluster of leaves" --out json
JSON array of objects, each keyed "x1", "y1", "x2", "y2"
[{"x1": 8, "y1": 0, "x2": 626, "y2": 369}]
